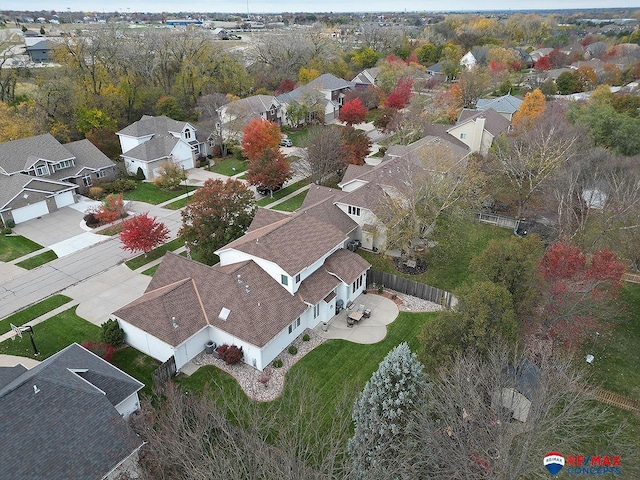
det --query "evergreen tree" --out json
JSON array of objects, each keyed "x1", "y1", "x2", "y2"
[{"x1": 347, "y1": 342, "x2": 427, "y2": 479}]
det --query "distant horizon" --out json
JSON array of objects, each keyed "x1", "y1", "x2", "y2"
[{"x1": 3, "y1": 2, "x2": 640, "y2": 15}]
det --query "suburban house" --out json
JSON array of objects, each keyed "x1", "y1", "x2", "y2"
[
  {"x1": 475, "y1": 94, "x2": 523, "y2": 121},
  {"x1": 447, "y1": 108, "x2": 511, "y2": 156},
  {"x1": 278, "y1": 73, "x2": 355, "y2": 124},
  {"x1": 0, "y1": 134, "x2": 116, "y2": 225},
  {"x1": 113, "y1": 206, "x2": 370, "y2": 372},
  {"x1": 218, "y1": 94, "x2": 284, "y2": 127},
  {"x1": 116, "y1": 115, "x2": 203, "y2": 180},
  {"x1": 460, "y1": 51, "x2": 477, "y2": 70},
  {"x1": 0, "y1": 343, "x2": 144, "y2": 480},
  {"x1": 352, "y1": 67, "x2": 381, "y2": 88}
]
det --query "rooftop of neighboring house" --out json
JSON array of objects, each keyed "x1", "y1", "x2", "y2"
[
  {"x1": 120, "y1": 135, "x2": 180, "y2": 162},
  {"x1": 224, "y1": 95, "x2": 281, "y2": 116},
  {"x1": 117, "y1": 115, "x2": 193, "y2": 138},
  {"x1": 304, "y1": 73, "x2": 354, "y2": 92},
  {"x1": 352, "y1": 67, "x2": 381, "y2": 86},
  {"x1": 0, "y1": 343, "x2": 143, "y2": 480},
  {"x1": 475, "y1": 94, "x2": 523, "y2": 115},
  {"x1": 0, "y1": 133, "x2": 73, "y2": 174},
  {"x1": 454, "y1": 107, "x2": 511, "y2": 137}
]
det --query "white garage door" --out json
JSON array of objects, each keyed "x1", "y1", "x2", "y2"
[
  {"x1": 54, "y1": 191, "x2": 75, "y2": 209},
  {"x1": 11, "y1": 201, "x2": 50, "y2": 224}
]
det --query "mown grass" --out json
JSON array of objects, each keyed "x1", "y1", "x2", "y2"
[
  {"x1": 271, "y1": 190, "x2": 308, "y2": 212},
  {"x1": 164, "y1": 196, "x2": 191, "y2": 210},
  {"x1": 209, "y1": 157, "x2": 247, "y2": 176},
  {"x1": 0, "y1": 294, "x2": 73, "y2": 334},
  {"x1": 255, "y1": 178, "x2": 311, "y2": 207},
  {"x1": 125, "y1": 238, "x2": 184, "y2": 270},
  {"x1": 123, "y1": 181, "x2": 186, "y2": 204},
  {"x1": 15, "y1": 250, "x2": 58, "y2": 270},
  {"x1": 111, "y1": 346, "x2": 160, "y2": 396},
  {"x1": 0, "y1": 306, "x2": 99, "y2": 360},
  {"x1": 0, "y1": 235, "x2": 43, "y2": 262}
]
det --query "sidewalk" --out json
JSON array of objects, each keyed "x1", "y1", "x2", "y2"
[{"x1": 0, "y1": 299, "x2": 79, "y2": 343}]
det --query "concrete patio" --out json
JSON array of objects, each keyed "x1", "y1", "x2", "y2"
[{"x1": 314, "y1": 293, "x2": 399, "y2": 344}]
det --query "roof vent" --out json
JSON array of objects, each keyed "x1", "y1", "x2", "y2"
[
  {"x1": 245, "y1": 284, "x2": 251, "y2": 294},
  {"x1": 23, "y1": 193, "x2": 29, "y2": 199},
  {"x1": 33, "y1": 385, "x2": 40, "y2": 394},
  {"x1": 237, "y1": 274, "x2": 242, "y2": 284},
  {"x1": 219, "y1": 307, "x2": 230, "y2": 321},
  {"x1": 171, "y1": 316, "x2": 178, "y2": 329}
]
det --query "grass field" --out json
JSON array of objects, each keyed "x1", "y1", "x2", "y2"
[
  {"x1": 125, "y1": 238, "x2": 184, "y2": 270},
  {"x1": 271, "y1": 190, "x2": 308, "y2": 212},
  {"x1": 0, "y1": 295, "x2": 72, "y2": 334},
  {"x1": 15, "y1": 250, "x2": 58, "y2": 270},
  {"x1": 123, "y1": 182, "x2": 186, "y2": 204},
  {"x1": 255, "y1": 178, "x2": 310, "y2": 207},
  {"x1": 0, "y1": 235, "x2": 43, "y2": 262},
  {"x1": 164, "y1": 196, "x2": 191, "y2": 210},
  {"x1": 209, "y1": 157, "x2": 247, "y2": 176},
  {"x1": 111, "y1": 346, "x2": 160, "y2": 396}
]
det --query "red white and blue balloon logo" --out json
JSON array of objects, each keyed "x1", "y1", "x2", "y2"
[{"x1": 544, "y1": 452, "x2": 565, "y2": 476}]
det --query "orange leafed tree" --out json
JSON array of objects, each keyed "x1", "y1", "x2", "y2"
[
  {"x1": 94, "y1": 193, "x2": 127, "y2": 224},
  {"x1": 241, "y1": 118, "x2": 282, "y2": 161},
  {"x1": 512, "y1": 88, "x2": 546, "y2": 130},
  {"x1": 119, "y1": 212, "x2": 170, "y2": 256}
]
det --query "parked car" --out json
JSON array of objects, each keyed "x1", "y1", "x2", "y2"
[
  {"x1": 279, "y1": 138, "x2": 293, "y2": 147},
  {"x1": 256, "y1": 184, "x2": 283, "y2": 195}
]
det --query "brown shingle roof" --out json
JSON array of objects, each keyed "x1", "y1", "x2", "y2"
[
  {"x1": 296, "y1": 267, "x2": 341, "y2": 305},
  {"x1": 454, "y1": 108, "x2": 510, "y2": 137},
  {"x1": 323, "y1": 248, "x2": 371, "y2": 285},
  {"x1": 247, "y1": 208, "x2": 290, "y2": 233},
  {"x1": 115, "y1": 253, "x2": 308, "y2": 348}
]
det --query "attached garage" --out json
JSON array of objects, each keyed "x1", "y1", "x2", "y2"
[
  {"x1": 11, "y1": 201, "x2": 49, "y2": 224},
  {"x1": 54, "y1": 190, "x2": 75, "y2": 209}
]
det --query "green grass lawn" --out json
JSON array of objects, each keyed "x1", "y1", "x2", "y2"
[
  {"x1": 209, "y1": 157, "x2": 247, "y2": 176},
  {"x1": 271, "y1": 190, "x2": 308, "y2": 212},
  {"x1": 255, "y1": 178, "x2": 311, "y2": 207},
  {"x1": 111, "y1": 346, "x2": 160, "y2": 396},
  {"x1": 358, "y1": 219, "x2": 513, "y2": 293},
  {"x1": 142, "y1": 264, "x2": 160, "y2": 276},
  {"x1": 579, "y1": 283, "x2": 640, "y2": 397},
  {"x1": 15, "y1": 250, "x2": 58, "y2": 270},
  {"x1": 281, "y1": 126, "x2": 309, "y2": 145},
  {"x1": 0, "y1": 294, "x2": 72, "y2": 334},
  {"x1": 0, "y1": 235, "x2": 43, "y2": 262},
  {"x1": 123, "y1": 181, "x2": 186, "y2": 205},
  {"x1": 164, "y1": 196, "x2": 191, "y2": 210},
  {"x1": 0, "y1": 306, "x2": 99, "y2": 360},
  {"x1": 125, "y1": 238, "x2": 184, "y2": 270}
]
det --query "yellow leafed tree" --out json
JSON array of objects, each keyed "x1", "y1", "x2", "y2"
[{"x1": 512, "y1": 88, "x2": 546, "y2": 130}]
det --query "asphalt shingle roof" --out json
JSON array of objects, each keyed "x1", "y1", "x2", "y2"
[
  {"x1": 121, "y1": 135, "x2": 179, "y2": 162},
  {"x1": 0, "y1": 134, "x2": 73, "y2": 174},
  {"x1": 117, "y1": 115, "x2": 190, "y2": 137},
  {"x1": 0, "y1": 344, "x2": 143, "y2": 480},
  {"x1": 454, "y1": 108, "x2": 511, "y2": 137},
  {"x1": 476, "y1": 94, "x2": 522, "y2": 115}
]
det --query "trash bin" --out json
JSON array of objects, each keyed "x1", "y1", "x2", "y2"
[
  {"x1": 205, "y1": 341, "x2": 216, "y2": 354},
  {"x1": 321, "y1": 322, "x2": 328, "y2": 332}
]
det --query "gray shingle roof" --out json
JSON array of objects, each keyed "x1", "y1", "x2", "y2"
[
  {"x1": 0, "y1": 344, "x2": 143, "y2": 480},
  {"x1": 305, "y1": 73, "x2": 354, "y2": 91},
  {"x1": 0, "y1": 174, "x2": 76, "y2": 210},
  {"x1": 117, "y1": 115, "x2": 191, "y2": 137},
  {"x1": 121, "y1": 135, "x2": 180, "y2": 162},
  {"x1": 0, "y1": 134, "x2": 73, "y2": 174},
  {"x1": 63, "y1": 139, "x2": 115, "y2": 171},
  {"x1": 455, "y1": 108, "x2": 511, "y2": 137},
  {"x1": 226, "y1": 95, "x2": 280, "y2": 117},
  {"x1": 476, "y1": 94, "x2": 523, "y2": 115}
]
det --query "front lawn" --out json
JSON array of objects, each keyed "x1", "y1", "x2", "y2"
[
  {"x1": 0, "y1": 294, "x2": 72, "y2": 334},
  {"x1": 15, "y1": 250, "x2": 58, "y2": 270},
  {"x1": 125, "y1": 238, "x2": 184, "y2": 270},
  {"x1": 272, "y1": 190, "x2": 308, "y2": 212},
  {"x1": 255, "y1": 178, "x2": 311, "y2": 207},
  {"x1": 111, "y1": 346, "x2": 160, "y2": 396},
  {"x1": 164, "y1": 196, "x2": 191, "y2": 210},
  {"x1": 123, "y1": 181, "x2": 186, "y2": 205},
  {"x1": 358, "y1": 219, "x2": 513, "y2": 293},
  {"x1": 0, "y1": 306, "x2": 100, "y2": 359},
  {"x1": 0, "y1": 235, "x2": 43, "y2": 262},
  {"x1": 209, "y1": 157, "x2": 247, "y2": 176}
]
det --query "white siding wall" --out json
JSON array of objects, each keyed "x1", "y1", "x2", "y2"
[
  {"x1": 292, "y1": 244, "x2": 343, "y2": 293},
  {"x1": 174, "y1": 327, "x2": 210, "y2": 370},
  {"x1": 117, "y1": 319, "x2": 175, "y2": 363},
  {"x1": 171, "y1": 140, "x2": 195, "y2": 167},
  {"x1": 118, "y1": 134, "x2": 152, "y2": 154},
  {"x1": 211, "y1": 326, "x2": 263, "y2": 370},
  {"x1": 123, "y1": 157, "x2": 151, "y2": 179},
  {"x1": 115, "y1": 393, "x2": 141, "y2": 419},
  {"x1": 218, "y1": 250, "x2": 299, "y2": 295}
]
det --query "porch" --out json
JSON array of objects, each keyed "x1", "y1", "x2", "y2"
[{"x1": 314, "y1": 293, "x2": 399, "y2": 344}]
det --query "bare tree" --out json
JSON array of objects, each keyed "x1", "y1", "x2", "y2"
[
  {"x1": 196, "y1": 93, "x2": 230, "y2": 156},
  {"x1": 298, "y1": 126, "x2": 345, "y2": 185},
  {"x1": 249, "y1": 32, "x2": 314, "y2": 79}
]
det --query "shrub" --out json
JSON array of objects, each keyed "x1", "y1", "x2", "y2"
[
  {"x1": 100, "y1": 319, "x2": 125, "y2": 346},
  {"x1": 153, "y1": 161, "x2": 186, "y2": 190},
  {"x1": 84, "y1": 213, "x2": 100, "y2": 227},
  {"x1": 302, "y1": 333, "x2": 310, "y2": 342},
  {"x1": 216, "y1": 344, "x2": 244, "y2": 364},
  {"x1": 1, "y1": 227, "x2": 12, "y2": 235},
  {"x1": 272, "y1": 358, "x2": 283, "y2": 368},
  {"x1": 6, "y1": 219, "x2": 15, "y2": 229},
  {"x1": 81, "y1": 341, "x2": 116, "y2": 362},
  {"x1": 288, "y1": 345, "x2": 298, "y2": 355},
  {"x1": 377, "y1": 284, "x2": 384, "y2": 294},
  {"x1": 88, "y1": 186, "x2": 104, "y2": 199},
  {"x1": 103, "y1": 178, "x2": 137, "y2": 194},
  {"x1": 135, "y1": 167, "x2": 146, "y2": 181}
]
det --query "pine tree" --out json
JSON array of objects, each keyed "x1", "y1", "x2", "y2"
[{"x1": 347, "y1": 342, "x2": 427, "y2": 479}]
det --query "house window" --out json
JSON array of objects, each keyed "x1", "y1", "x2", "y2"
[
  {"x1": 288, "y1": 317, "x2": 300, "y2": 334},
  {"x1": 352, "y1": 274, "x2": 363, "y2": 293},
  {"x1": 348, "y1": 206, "x2": 361, "y2": 216},
  {"x1": 295, "y1": 273, "x2": 301, "y2": 283},
  {"x1": 96, "y1": 170, "x2": 106, "y2": 179},
  {"x1": 460, "y1": 133, "x2": 467, "y2": 139},
  {"x1": 184, "y1": 129, "x2": 192, "y2": 139},
  {"x1": 55, "y1": 160, "x2": 72, "y2": 170},
  {"x1": 281, "y1": 274, "x2": 288, "y2": 286},
  {"x1": 82, "y1": 175, "x2": 92, "y2": 187},
  {"x1": 313, "y1": 304, "x2": 320, "y2": 319},
  {"x1": 35, "y1": 165, "x2": 49, "y2": 176},
  {"x1": 270, "y1": 108, "x2": 275, "y2": 115}
]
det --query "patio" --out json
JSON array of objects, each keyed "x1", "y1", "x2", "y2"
[{"x1": 314, "y1": 293, "x2": 399, "y2": 344}]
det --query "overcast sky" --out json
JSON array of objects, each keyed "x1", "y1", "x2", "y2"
[{"x1": 6, "y1": 1, "x2": 639, "y2": 14}]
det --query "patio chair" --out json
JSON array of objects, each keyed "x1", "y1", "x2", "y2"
[{"x1": 358, "y1": 304, "x2": 365, "y2": 313}]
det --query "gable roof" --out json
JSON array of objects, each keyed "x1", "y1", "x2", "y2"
[
  {"x1": 454, "y1": 108, "x2": 511, "y2": 137},
  {"x1": 305, "y1": 73, "x2": 354, "y2": 91},
  {"x1": 476, "y1": 94, "x2": 523, "y2": 115},
  {"x1": 115, "y1": 253, "x2": 308, "y2": 348},
  {"x1": 117, "y1": 115, "x2": 192, "y2": 138},
  {"x1": 225, "y1": 95, "x2": 280, "y2": 117},
  {"x1": 121, "y1": 135, "x2": 180, "y2": 162},
  {"x1": 45, "y1": 139, "x2": 115, "y2": 180},
  {"x1": 220, "y1": 211, "x2": 348, "y2": 276},
  {"x1": 0, "y1": 344, "x2": 143, "y2": 480},
  {"x1": 0, "y1": 134, "x2": 73, "y2": 174},
  {"x1": 247, "y1": 207, "x2": 291, "y2": 233},
  {"x1": 0, "y1": 174, "x2": 76, "y2": 211},
  {"x1": 352, "y1": 67, "x2": 381, "y2": 86}
]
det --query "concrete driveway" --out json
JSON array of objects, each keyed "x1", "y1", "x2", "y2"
[{"x1": 13, "y1": 206, "x2": 89, "y2": 246}]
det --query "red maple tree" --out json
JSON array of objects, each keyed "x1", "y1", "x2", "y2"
[
  {"x1": 338, "y1": 98, "x2": 368, "y2": 126},
  {"x1": 119, "y1": 212, "x2": 170, "y2": 256},
  {"x1": 534, "y1": 56, "x2": 551, "y2": 71},
  {"x1": 536, "y1": 242, "x2": 625, "y2": 349},
  {"x1": 341, "y1": 126, "x2": 371, "y2": 165},
  {"x1": 383, "y1": 77, "x2": 414, "y2": 110},
  {"x1": 245, "y1": 146, "x2": 291, "y2": 196},
  {"x1": 241, "y1": 118, "x2": 282, "y2": 161},
  {"x1": 275, "y1": 78, "x2": 296, "y2": 95}
]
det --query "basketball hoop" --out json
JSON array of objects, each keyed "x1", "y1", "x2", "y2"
[{"x1": 9, "y1": 323, "x2": 22, "y2": 341}]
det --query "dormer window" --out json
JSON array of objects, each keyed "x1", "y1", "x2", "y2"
[
  {"x1": 460, "y1": 133, "x2": 467, "y2": 139},
  {"x1": 184, "y1": 129, "x2": 192, "y2": 139},
  {"x1": 55, "y1": 159, "x2": 73, "y2": 170},
  {"x1": 281, "y1": 274, "x2": 288, "y2": 286},
  {"x1": 348, "y1": 206, "x2": 361, "y2": 216},
  {"x1": 35, "y1": 165, "x2": 49, "y2": 176}
]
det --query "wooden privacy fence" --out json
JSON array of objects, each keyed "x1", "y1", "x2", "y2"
[
  {"x1": 592, "y1": 387, "x2": 640, "y2": 414},
  {"x1": 476, "y1": 212, "x2": 520, "y2": 230},
  {"x1": 623, "y1": 272, "x2": 640, "y2": 284},
  {"x1": 152, "y1": 355, "x2": 176, "y2": 386},
  {"x1": 367, "y1": 270, "x2": 457, "y2": 309}
]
